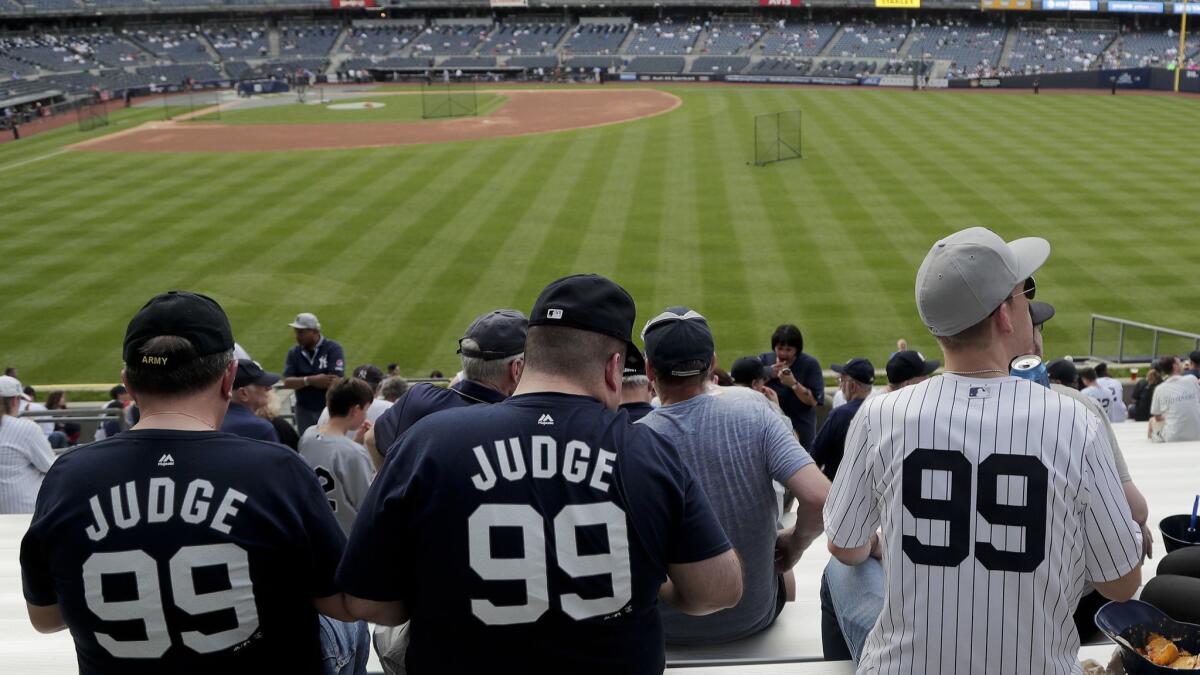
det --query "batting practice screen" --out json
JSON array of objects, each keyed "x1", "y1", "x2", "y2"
[
  {"x1": 421, "y1": 79, "x2": 479, "y2": 120},
  {"x1": 754, "y1": 109, "x2": 802, "y2": 166}
]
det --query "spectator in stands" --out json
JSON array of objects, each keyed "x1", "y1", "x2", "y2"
[
  {"x1": 3, "y1": 367, "x2": 15, "y2": 378},
  {"x1": 95, "y1": 384, "x2": 129, "y2": 441},
  {"x1": 761, "y1": 324, "x2": 824, "y2": 448},
  {"x1": 378, "y1": 376, "x2": 409, "y2": 404},
  {"x1": 882, "y1": 350, "x2": 940, "y2": 394},
  {"x1": 1080, "y1": 366, "x2": 1121, "y2": 422},
  {"x1": 386, "y1": 363, "x2": 400, "y2": 377},
  {"x1": 261, "y1": 391, "x2": 301, "y2": 452},
  {"x1": 220, "y1": 359, "x2": 281, "y2": 443},
  {"x1": 1185, "y1": 350, "x2": 1200, "y2": 378},
  {"x1": 317, "y1": 365, "x2": 391, "y2": 433},
  {"x1": 43, "y1": 390, "x2": 74, "y2": 448},
  {"x1": 299, "y1": 377, "x2": 375, "y2": 537},
  {"x1": 1149, "y1": 355, "x2": 1200, "y2": 442},
  {"x1": 619, "y1": 349, "x2": 654, "y2": 422},
  {"x1": 339, "y1": 275, "x2": 742, "y2": 674},
  {"x1": 1131, "y1": 369, "x2": 1163, "y2": 422},
  {"x1": 370, "y1": 309, "x2": 527, "y2": 459},
  {"x1": 810, "y1": 359, "x2": 874, "y2": 481},
  {"x1": 730, "y1": 356, "x2": 782, "y2": 407},
  {"x1": 0, "y1": 375, "x2": 56, "y2": 513},
  {"x1": 1094, "y1": 362, "x2": 1128, "y2": 422},
  {"x1": 19, "y1": 386, "x2": 53, "y2": 439},
  {"x1": 639, "y1": 306, "x2": 830, "y2": 644},
  {"x1": 281, "y1": 312, "x2": 345, "y2": 433},
  {"x1": 428, "y1": 369, "x2": 444, "y2": 379}
]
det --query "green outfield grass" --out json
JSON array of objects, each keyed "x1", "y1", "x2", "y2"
[
  {"x1": 198, "y1": 92, "x2": 507, "y2": 124},
  {"x1": 2, "y1": 87, "x2": 1198, "y2": 386}
]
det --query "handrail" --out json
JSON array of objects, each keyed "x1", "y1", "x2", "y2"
[{"x1": 1089, "y1": 314, "x2": 1200, "y2": 364}]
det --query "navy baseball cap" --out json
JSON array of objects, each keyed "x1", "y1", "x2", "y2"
[
  {"x1": 623, "y1": 349, "x2": 646, "y2": 378},
  {"x1": 1030, "y1": 301, "x2": 1055, "y2": 328},
  {"x1": 833, "y1": 358, "x2": 875, "y2": 385},
  {"x1": 123, "y1": 291, "x2": 234, "y2": 368},
  {"x1": 233, "y1": 359, "x2": 280, "y2": 389},
  {"x1": 730, "y1": 356, "x2": 766, "y2": 385},
  {"x1": 1046, "y1": 358, "x2": 1077, "y2": 386},
  {"x1": 352, "y1": 364, "x2": 385, "y2": 388},
  {"x1": 458, "y1": 309, "x2": 528, "y2": 360},
  {"x1": 642, "y1": 307, "x2": 715, "y2": 377},
  {"x1": 886, "y1": 350, "x2": 940, "y2": 384},
  {"x1": 529, "y1": 274, "x2": 639, "y2": 357}
]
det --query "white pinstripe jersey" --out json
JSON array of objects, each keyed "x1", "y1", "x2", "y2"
[{"x1": 824, "y1": 375, "x2": 1142, "y2": 675}]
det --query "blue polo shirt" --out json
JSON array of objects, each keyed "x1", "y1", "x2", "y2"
[
  {"x1": 760, "y1": 352, "x2": 825, "y2": 449},
  {"x1": 809, "y1": 396, "x2": 865, "y2": 480},
  {"x1": 283, "y1": 338, "x2": 345, "y2": 415},
  {"x1": 221, "y1": 402, "x2": 281, "y2": 444},
  {"x1": 373, "y1": 379, "x2": 506, "y2": 458}
]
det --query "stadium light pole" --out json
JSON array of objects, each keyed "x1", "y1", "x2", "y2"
[{"x1": 1177, "y1": 0, "x2": 1190, "y2": 93}]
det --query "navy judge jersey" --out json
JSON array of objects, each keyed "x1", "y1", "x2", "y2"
[
  {"x1": 20, "y1": 430, "x2": 347, "y2": 675},
  {"x1": 337, "y1": 392, "x2": 732, "y2": 675}
]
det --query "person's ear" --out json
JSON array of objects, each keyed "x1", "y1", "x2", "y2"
[
  {"x1": 120, "y1": 369, "x2": 137, "y2": 405},
  {"x1": 604, "y1": 353, "x2": 622, "y2": 395},
  {"x1": 511, "y1": 357, "x2": 524, "y2": 384},
  {"x1": 995, "y1": 301, "x2": 1015, "y2": 337},
  {"x1": 645, "y1": 357, "x2": 658, "y2": 387},
  {"x1": 220, "y1": 361, "x2": 237, "y2": 401}
]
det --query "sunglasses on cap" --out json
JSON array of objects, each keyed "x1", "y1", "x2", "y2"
[
  {"x1": 640, "y1": 309, "x2": 707, "y2": 339},
  {"x1": 1011, "y1": 277, "x2": 1036, "y2": 302}
]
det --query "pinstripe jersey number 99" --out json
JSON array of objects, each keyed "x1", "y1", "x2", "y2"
[{"x1": 902, "y1": 449, "x2": 1049, "y2": 573}]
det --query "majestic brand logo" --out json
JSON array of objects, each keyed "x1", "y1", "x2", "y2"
[
  {"x1": 157, "y1": 454, "x2": 175, "y2": 467},
  {"x1": 537, "y1": 414, "x2": 555, "y2": 426}
]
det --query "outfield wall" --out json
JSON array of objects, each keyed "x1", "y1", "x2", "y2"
[{"x1": 951, "y1": 66, "x2": 1200, "y2": 93}]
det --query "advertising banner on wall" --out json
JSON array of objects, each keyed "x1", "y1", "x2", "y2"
[
  {"x1": 875, "y1": 0, "x2": 921, "y2": 7},
  {"x1": 489, "y1": 0, "x2": 528, "y2": 6},
  {"x1": 1041, "y1": 0, "x2": 1098, "y2": 9},
  {"x1": 1107, "y1": 1, "x2": 1165, "y2": 11},
  {"x1": 760, "y1": 0, "x2": 802, "y2": 6},
  {"x1": 980, "y1": 0, "x2": 1032, "y2": 8},
  {"x1": 330, "y1": 0, "x2": 376, "y2": 7},
  {"x1": 1173, "y1": 2, "x2": 1200, "y2": 11}
]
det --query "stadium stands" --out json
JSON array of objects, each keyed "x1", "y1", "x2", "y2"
[
  {"x1": 0, "y1": 34, "x2": 105, "y2": 71},
  {"x1": 439, "y1": 56, "x2": 496, "y2": 68},
  {"x1": 480, "y1": 22, "x2": 567, "y2": 56},
  {"x1": 204, "y1": 25, "x2": 270, "y2": 60},
  {"x1": 562, "y1": 23, "x2": 628, "y2": 55},
  {"x1": 508, "y1": 55, "x2": 558, "y2": 70},
  {"x1": 340, "y1": 24, "x2": 422, "y2": 57},
  {"x1": 907, "y1": 20, "x2": 1005, "y2": 79},
  {"x1": 126, "y1": 27, "x2": 213, "y2": 63},
  {"x1": 1006, "y1": 27, "x2": 1114, "y2": 75},
  {"x1": 755, "y1": 22, "x2": 837, "y2": 57},
  {"x1": 701, "y1": 22, "x2": 763, "y2": 56},
  {"x1": 1105, "y1": 30, "x2": 1200, "y2": 69},
  {"x1": 690, "y1": 55, "x2": 749, "y2": 74},
  {"x1": 0, "y1": 52, "x2": 38, "y2": 79},
  {"x1": 810, "y1": 58, "x2": 876, "y2": 77},
  {"x1": 563, "y1": 55, "x2": 621, "y2": 70},
  {"x1": 625, "y1": 19, "x2": 701, "y2": 55},
  {"x1": 827, "y1": 21, "x2": 908, "y2": 59},
  {"x1": 746, "y1": 57, "x2": 812, "y2": 77},
  {"x1": 278, "y1": 24, "x2": 340, "y2": 57},
  {"x1": 410, "y1": 24, "x2": 491, "y2": 56}
]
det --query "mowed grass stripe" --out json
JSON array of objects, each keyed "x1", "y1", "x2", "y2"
[{"x1": 412, "y1": 128, "x2": 612, "y2": 363}]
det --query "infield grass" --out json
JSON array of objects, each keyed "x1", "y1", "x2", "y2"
[
  {"x1": 197, "y1": 92, "x2": 507, "y2": 124},
  {"x1": 2, "y1": 87, "x2": 1199, "y2": 386}
]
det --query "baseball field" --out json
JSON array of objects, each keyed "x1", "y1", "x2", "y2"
[{"x1": 2, "y1": 85, "x2": 1198, "y2": 386}]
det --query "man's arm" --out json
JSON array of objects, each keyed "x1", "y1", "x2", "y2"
[
  {"x1": 659, "y1": 549, "x2": 743, "y2": 615},
  {"x1": 1081, "y1": 420, "x2": 1144, "y2": 600},
  {"x1": 314, "y1": 593, "x2": 356, "y2": 622},
  {"x1": 823, "y1": 410, "x2": 880, "y2": 566},
  {"x1": 828, "y1": 531, "x2": 880, "y2": 566},
  {"x1": 776, "y1": 464, "x2": 831, "y2": 571},
  {"x1": 25, "y1": 603, "x2": 65, "y2": 633},
  {"x1": 1123, "y1": 481, "x2": 1153, "y2": 559},
  {"x1": 363, "y1": 426, "x2": 386, "y2": 472},
  {"x1": 346, "y1": 595, "x2": 408, "y2": 626},
  {"x1": 1093, "y1": 565, "x2": 1142, "y2": 602}
]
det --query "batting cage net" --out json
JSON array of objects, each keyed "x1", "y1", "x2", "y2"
[
  {"x1": 753, "y1": 109, "x2": 802, "y2": 167},
  {"x1": 421, "y1": 77, "x2": 478, "y2": 120},
  {"x1": 76, "y1": 97, "x2": 110, "y2": 132}
]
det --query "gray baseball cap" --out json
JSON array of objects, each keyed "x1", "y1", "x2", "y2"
[
  {"x1": 915, "y1": 227, "x2": 1049, "y2": 337},
  {"x1": 288, "y1": 313, "x2": 321, "y2": 331}
]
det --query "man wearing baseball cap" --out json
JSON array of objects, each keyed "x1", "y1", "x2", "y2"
[
  {"x1": 637, "y1": 306, "x2": 830, "y2": 645},
  {"x1": 369, "y1": 309, "x2": 528, "y2": 460},
  {"x1": 883, "y1": 350, "x2": 940, "y2": 392},
  {"x1": 0, "y1": 374, "x2": 56, "y2": 513},
  {"x1": 20, "y1": 291, "x2": 358, "y2": 674},
  {"x1": 282, "y1": 312, "x2": 346, "y2": 434},
  {"x1": 220, "y1": 359, "x2": 281, "y2": 443},
  {"x1": 825, "y1": 228, "x2": 1143, "y2": 673},
  {"x1": 338, "y1": 275, "x2": 742, "y2": 674},
  {"x1": 618, "y1": 349, "x2": 655, "y2": 422},
  {"x1": 810, "y1": 359, "x2": 874, "y2": 481}
]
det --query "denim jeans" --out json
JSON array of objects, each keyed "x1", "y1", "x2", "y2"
[
  {"x1": 820, "y1": 557, "x2": 885, "y2": 663},
  {"x1": 319, "y1": 616, "x2": 371, "y2": 675}
]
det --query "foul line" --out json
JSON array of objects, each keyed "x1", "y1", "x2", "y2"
[{"x1": 0, "y1": 147, "x2": 69, "y2": 174}]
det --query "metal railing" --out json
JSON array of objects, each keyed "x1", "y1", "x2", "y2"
[{"x1": 1088, "y1": 314, "x2": 1200, "y2": 364}]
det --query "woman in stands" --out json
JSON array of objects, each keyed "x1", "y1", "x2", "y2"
[{"x1": 1130, "y1": 369, "x2": 1162, "y2": 422}]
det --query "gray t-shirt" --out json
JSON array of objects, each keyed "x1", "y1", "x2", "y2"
[
  {"x1": 298, "y1": 426, "x2": 375, "y2": 536},
  {"x1": 639, "y1": 393, "x2": 813, "y2": 644}
]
